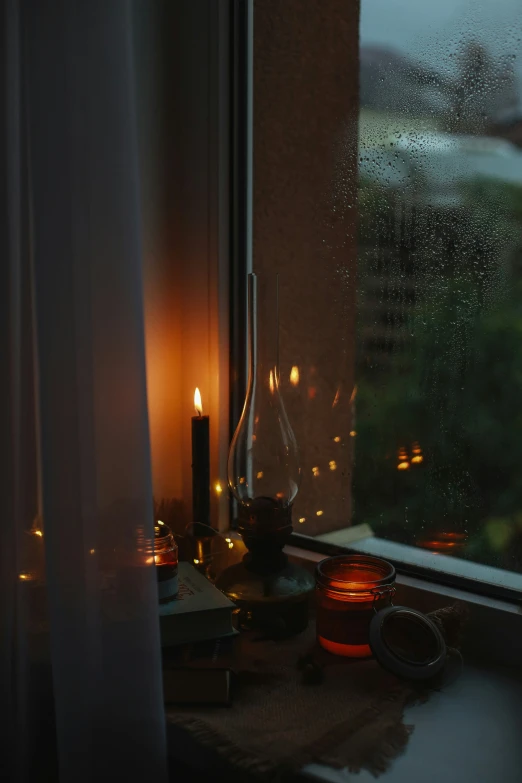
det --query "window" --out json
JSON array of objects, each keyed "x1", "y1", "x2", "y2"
[
  {"x1": 249, "y1": 0, "x2": 522, "y2": 587},
  {"x1": 354, "y1": 0, "x2": 522, "y2": 575}
]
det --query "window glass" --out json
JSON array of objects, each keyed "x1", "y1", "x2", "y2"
[{"x1": 355, "y1": 0, "x2": 522, "y2": 571}]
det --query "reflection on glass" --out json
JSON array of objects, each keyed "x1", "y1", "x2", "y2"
[
  {"x1": 355, "y1": 1, "x2": 522, "y2": 571},
  {"x1": 228, "y1": 273, "x2": 301, "y2": 508}
]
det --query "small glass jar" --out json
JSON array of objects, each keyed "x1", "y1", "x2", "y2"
[
  {"x1": 154, "y1": 523, "x2": 179, "y2": 603},
  {"x1": 316, "y1": 555, "x2": 396, "y2": 658}
]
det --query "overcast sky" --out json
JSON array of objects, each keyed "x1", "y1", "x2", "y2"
[{"x1": 361, "y1": 0, "x2": 522, "y2": 93}]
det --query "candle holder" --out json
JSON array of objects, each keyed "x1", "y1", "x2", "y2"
[{"x1": 216, "y1": 273, "x2": 314, "y2": 635}]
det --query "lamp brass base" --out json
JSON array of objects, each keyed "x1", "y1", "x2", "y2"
[{"x1": 215, "y1": 557, "x2": 314, "y2": 636}]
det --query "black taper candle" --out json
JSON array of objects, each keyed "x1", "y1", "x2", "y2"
[{"x1": 192, "y1": 388, "x2": 210, "y2": 531}]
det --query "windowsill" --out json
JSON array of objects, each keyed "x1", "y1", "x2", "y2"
[
  {"x1": 314, "y1": 528, "x2": 522, "y2": 595},
  {"x1": 166, "y1": 537, "x2": 522, "y2": 781},
  {"x1": 303, "y1": 660, "x2": 522, "y2": 783}
]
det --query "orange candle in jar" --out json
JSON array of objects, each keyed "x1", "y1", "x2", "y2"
[{"x1": 316, "y1": 555, "x2": 395, "y2": 658}]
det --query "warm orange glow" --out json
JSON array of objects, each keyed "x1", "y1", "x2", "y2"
[
  {"x1": 89, "y1": 548, "x2": 95, "y2": 555},
  {"x1": 299, "y1": 517, "x2": 306, "y2": 523},
  {"x1": 329, "y1": 460, "x2": 337, "y2": 471},
  {"x1": 290, "y1": 366, "x2": 300, "y2": 386},
  {"x1": 350, "y1": 430, "x2": 357, "y2": 438},
  {"x1": 256, "y1": 471, "x2": 264, "y2": 479},
  {"x1": 193, "y1": 558, "x2": 200, "y2": 565},
  {"x1": 312, "y1": 466, "x2": 320, "y2": 477},
  {"x1": 18, "y1": 573, "x2": 32, "y2": 581},
  {"x1": 316, "y1": 510, "x2": 324, "y2": 516},
  {"x1": 239, "y1": 477, "x2": 245, "y2": 484},
  {"x1": 308, "y1": 386, "x2": 317, "y2": 400},
  {"x1": 194, "y1": 387, "x2": 203, "y2": 416},
  {"x1": 34, "y1": 529, "x2": 43, "y2": 537},
  {"x1": 228, "y1": 542, "x2": 234, "y2": 549},
  {"x1": 417, "y1": 531, "x2": 467, "y2": 553},
  {"x1": 333, "y1": 436, "x2": 341, "y2": 443},
  {"x1": 276, "y1": 492, "x2": 284, "y2": 499},
  {"x1": 318, "y1": 636, "x2": 371, "y2": 658},
  {"x1": 349, "y1": 385, "x2": 358, "y2": 404},
  {"x1": 397, "y1": 461, "x2": 410, "y2": 470},
  {"x1": 332, "y1": 387, "x2": 340, "y2": 407},
  {"x1": 411, "y1": 455, "x2": 424, "y2": 464},
  {"x1": 269, "y1": 370, "x2": 275, "y2": 394},
  {"x1": 157, "y1": 519, "x2": 164, "y2": 526},
  {"x1": 214, "y1": 481, "x2": 223, "y2": 495}
]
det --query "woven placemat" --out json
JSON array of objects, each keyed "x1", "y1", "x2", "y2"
[{"x1": 165, "y1": 605, "x2": 465, "y2": 782}]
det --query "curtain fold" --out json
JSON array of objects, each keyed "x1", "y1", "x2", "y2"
[{"x1": 1, "y1": 1, "x2": 168, "y2": 780}]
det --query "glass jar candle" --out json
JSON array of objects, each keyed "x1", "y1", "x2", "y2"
[
  {"x1": 154, "y1": 522, "x2": 179, "y2": 603},
  {"x1": 316, "y1": 555, "x2": 396, "y2": 658}
]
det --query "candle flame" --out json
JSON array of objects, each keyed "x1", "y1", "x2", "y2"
[
  {"x1": 290, "y1": 366, "x2": 300, "y2": 386},
  {"x1": 194, "y1": 387, "x2": 203, "y2": 416}
]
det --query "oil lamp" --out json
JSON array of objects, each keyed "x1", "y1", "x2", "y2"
[{"x1": 216, "y1": 273, "x2": 314, "y2": 634}]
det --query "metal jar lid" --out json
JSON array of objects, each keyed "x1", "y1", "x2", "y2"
[{"x1": 369, "y1": 605, "x2": 447, "y2": 680}]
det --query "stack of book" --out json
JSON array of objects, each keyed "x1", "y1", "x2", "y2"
[{"x1": 159, "y1": 561, "x2": 237, "y2": 648}]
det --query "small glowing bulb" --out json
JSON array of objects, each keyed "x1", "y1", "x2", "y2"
[
  {"x1": 349, "y1": 430, "x2": 357, "y2": 437},
  {"x1": 215, "y1": 482, "x2": 223, "y2": 495},
  {"x1": 34, "y1": 529, "x2": 43, "y2": 537},
  {"x1": 411, "y1": 455, "x2": 424, "y2": 464},
  {"x1": 193, "y1": 558, "x2": 200, "y2": 565},
  {"x1": 290, "y1": 365, "x2": 300, "y2": 386},
  {"x1": 269, "y1": 370, "x2": 275, "y2": 394},
  {"x1": 397, "y1": 461, "x2": 410, "y2": 470},
  {"x1": 316, "y1": 510, "x2": 324, "y2": 516},
  {"x1": 298, "y1": 517, "x2": 306, "y2": 523},
  {"x1": 312, "y1": 466, "x2": 320, "y2": 477},
  {"x1": 225, "y1": 537, "x2": 231, "y2": 543},
  {"x1": 89, "y1": 548, "x2": 95, "y2": 555},
  {"x1": 228, "y1": 542, "x2": 234, "y2": 549},
  {"x1": 256, "y1": 471, "x2": 264, "y2": 479},
  {"x1": 157, "y1": 519, "x2": 164, "y2": 526},
  {"x1": 19, "y1": 573, "x2": 31, "y2": 581},
  {"x1": 333, "y1": 436, "x2": 341, "y2": 443},
  {"x1": 239, "y1": 477, "x2": 245, "y2": 484}
]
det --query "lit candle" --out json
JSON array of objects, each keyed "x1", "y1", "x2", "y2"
[
  {"x1": 192, "y1": 388, "x2": 210, "y2": 531},
  {"x1": 316, "y1": 555, "x2": 395, "y2": 658}
]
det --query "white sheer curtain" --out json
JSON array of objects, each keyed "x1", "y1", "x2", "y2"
[{"x1": 1, "y1": 1, "x2": 168, "y2": 780}]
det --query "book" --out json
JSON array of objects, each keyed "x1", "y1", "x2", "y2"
[{"x1": 159, "y1": 562, "x2": 237, "y2": 647}]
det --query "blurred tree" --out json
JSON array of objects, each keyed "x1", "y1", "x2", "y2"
[{"x1": 447, "y1": 40, "x2": 518, "y2": 133}]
